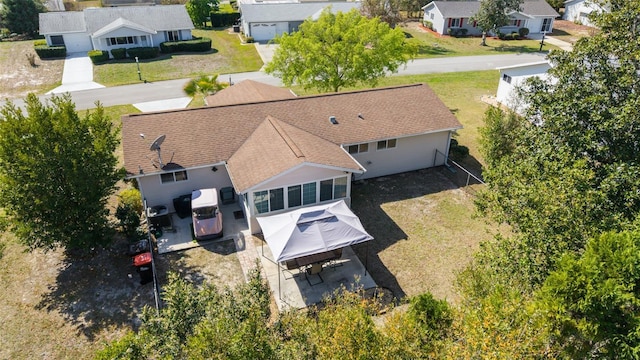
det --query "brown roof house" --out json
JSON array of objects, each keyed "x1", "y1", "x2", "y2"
[{"x1": 122, "y1": 80, "x2": 462, "y2": 234}]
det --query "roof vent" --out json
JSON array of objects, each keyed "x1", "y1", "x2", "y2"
[
  {"x1": 358, "y1": 113, "x2": 364, "y2": 119},
  {"x1": 329, "y1": 116, "x2": 338, "y2": 124}
]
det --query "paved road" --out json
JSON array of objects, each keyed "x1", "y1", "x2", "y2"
[{"x1": 2, "y1": 53, "x2": 548, "y2": 111}]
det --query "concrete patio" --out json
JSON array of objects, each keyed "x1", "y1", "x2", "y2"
[{"x1": 155, "y1": 202, "x2": 250, "y2": 254}]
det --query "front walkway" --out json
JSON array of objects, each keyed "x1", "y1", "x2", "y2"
[
  {"x1": 47, "y1": 53, "x2": 105, "y2": 94},
  {"x1": 528, "y1": 33, "x2": 573, "y2": 51}
]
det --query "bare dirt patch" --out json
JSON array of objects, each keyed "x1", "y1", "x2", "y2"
[
  {"x1": 551, "y1": 20, "x2": 598, "y2": 44},
  {"x1": 0, "y1": 41, "x2": 64, "y2": 100}
]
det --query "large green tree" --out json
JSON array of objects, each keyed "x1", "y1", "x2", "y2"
[
  {"x1": 537, "y1": 230, "x2": 640, "y2": 358},
  {"x1": 185, "y1": 0, "x2": 219, "y2": 28},
  {"x1": 0, "y1": 0, "x2": 46, "y2": 36},
  {"x1": 265, "y1": 9, "x2": 417, "y2": 93},
  {"x1": 477, "y1": 0, "x2": 640, "y2": 285},
  {"x1": 0, "y1": 94, "x2": 120, "y2": 250},
  {"x1": 471, "y1": 0, "x2": 523, "y2": 46}
]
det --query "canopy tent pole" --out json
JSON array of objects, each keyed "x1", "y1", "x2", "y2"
[
  {"x1": 365, "y1": 241, "x2": 369, "y2": 277},
  {"x1": 278, "y1": 262, "x2": 282, "y2": 300}
]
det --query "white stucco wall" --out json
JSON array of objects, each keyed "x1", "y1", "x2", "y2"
[
  {"x1": 137, "y1": 165, "x2": 233, "y2": 212},
  {"x1": 349, "y1": 132, "x2": 452, "y2": 180},
  {"x1": 423, "y1": 5, "x2": 446, "y2": 34},
  {"x1": 496, "y1": 62, "x2": 551, "y2": 113}
]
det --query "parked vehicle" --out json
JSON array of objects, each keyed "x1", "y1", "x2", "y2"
[{"x1": 191, "y1": 188, "x2": 223, "y2": 240}]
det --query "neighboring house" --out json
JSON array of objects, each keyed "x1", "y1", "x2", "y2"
[
  {"x1": 563, "y1": 0, "x2": 603, "y2": 27},
  {"x1": 44, "y1": 0, "x2": 65, "y2": 12},
  {"x1": 122, "y1": 82, "x2": 462, "y2": 234},
  {"x1": 39, "y1": 5, "x2": 193, "y2": 54},
  {"x1": 422, "y1": 0, "x2": 558, "y2": 36},
  {"x1": 496, "y1": 60, "x2": 551, "y2": 113},
  {"x1": 239, "y1": 1, "x2": 361, "y2": 42}
]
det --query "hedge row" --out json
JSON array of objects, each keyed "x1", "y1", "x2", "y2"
[
  {"x1": 210, "y1": 12, "x2": 240, "y2": 27},
  {"x1": 111, "y1": 47, "x2": 127, "y2": 59},
  {"x1": 126, "y1": 47, "x2": 159, "y2": 59},
  {"x1": 89, "y1": 50, "x2": 109, "y2": 64},
  {"x1": 34, "y1": 45, "x2": 66, "y2": 59},
  {"x1": 160, "y1": 37, "x2": 211, "y2": 53}
]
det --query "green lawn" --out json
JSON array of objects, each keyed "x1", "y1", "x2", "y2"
[
  {"x1": 402, "y1": 25, "x2": 558, "y2": 58},
  {"x1": 93, "y1": 29, "x2": 263, "y2": 86}
]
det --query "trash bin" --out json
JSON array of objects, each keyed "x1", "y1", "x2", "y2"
[
  {"x1": 133, "y1": 252, "x2": 153, "y2": 285},
  {"x1": 233, "y1": 25, "x2": 240, "y2": 33},
  {"x1": 128, "y1": 239, "x2": 149, "y2": 256},
  {"x1": 173, "y1": 194, "x2": 192, "y2": 219},
  {"x1": 220, "y1": 187, "x2": 235, "y2": 205}
]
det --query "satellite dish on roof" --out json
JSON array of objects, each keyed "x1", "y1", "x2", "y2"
[
  {"x1": 149, "y1": 134, "x2": 167, "y2": 168},
  {"x1": 149, "y1": 134, "x2": 166, "y2": 151}
]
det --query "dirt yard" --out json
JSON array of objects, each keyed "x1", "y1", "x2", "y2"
[
  {"x1": 551, "y1": 20, "x2": 598, "y2": 44},
  {"x1": 0, "y1": 40, "x2": 64, "y2": 100}
]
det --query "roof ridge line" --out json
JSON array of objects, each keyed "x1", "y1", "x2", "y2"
[{"x1": 266, "y1": 116, "x2": 305, "y2": 158}]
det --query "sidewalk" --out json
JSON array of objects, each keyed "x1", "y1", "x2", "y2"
[{"x1": 528, "y1": 33, "x2": 573, "y2": 51}]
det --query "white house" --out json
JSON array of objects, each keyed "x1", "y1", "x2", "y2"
[
  {"x1": 422, "y1": 0, "x2": 558, "y2": 36},
  {"x1": 563, "y1": 0, "x2": 603, "y2": 27},
  {"x1": 239, "y1": 1, "x2": 361, "y2": 42},
  {"x1": 121, "y1": 81, "x2": 462, "y2": 234},
  {"x1": 496, "y1": 61, "x2": 551, "y2": 113},
  {"x1": 39, "y1": 5, "x2": 194, "y2": 53}
]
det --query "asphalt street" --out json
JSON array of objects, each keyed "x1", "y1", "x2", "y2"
[{"x1": 2, "y1": 53, "x2": 548, "y2": 111}]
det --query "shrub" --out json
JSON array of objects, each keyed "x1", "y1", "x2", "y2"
[
  {"x1": 449, "y1": 138, "x2": 469, "y2": 160},
  {"x1": 115, "y1": 188, "x2": 143, "y2": 239},
  {"x1": 34, "y1": 45, "x2": 66, "y2": 59},
  {"x1": 33, "y1": 39, "x2": 47, "y2": 46},
  {"x1": 210, "y1": 12, "x2": 241, "y2": 27},
  {"x1": 423, "y1": 20, "x2": 433, "y2": 30},
  {"x1": 126, "y1": 47, "x2": 159, "y2": 59},
  {"x1": 110, "y1": 47, "x2": 127, "y2": 59},
  {"x1": 88, "y1": 49, "x2": 109, "y2": 64},
  {"x1": 448, "y1": 28, "x2": 468, "y2": 37},
  {"x1": 26, "y1": 52, "x2": 37, "y2": 66},
  {"x1": 509, "y1": 32, "x2": 520, "y2": 40},
  {"x1": 407, "y1": 293, "x2": 453, "y2": 338},
  {"x1": 160, "y1": 37, "x2": 211, "y2": 53},
  {"x1": 242, "y1": 34, "x2": 254, "y2": 43},
  {"x1": 519, "y1": 27, "x2": 529, "y2": 37}
]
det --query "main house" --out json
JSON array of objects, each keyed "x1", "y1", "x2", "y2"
[
  {"x1": 422, "y1": 0, "x2": 558, "y2": 36},
  {"x1": 39, "y1": 5, "x2": 194, "y2": 53},
  {"x1": 496, "y1": 61, "x2": 552, "y2": 114},
  {"x1": 121, "y1": 81, "x2": 462, "y2": 234},
  {"x1": 238, "y1": 1, "x2": 361, "y2": 42}
]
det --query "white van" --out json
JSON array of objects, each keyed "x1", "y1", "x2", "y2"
[{"x1": 191, "y1": 188, "x2": 223, "y2": 240}]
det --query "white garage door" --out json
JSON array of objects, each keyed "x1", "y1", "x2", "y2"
[
  {"x1": 63, "y1": 33, "x2": 93, "y2": 53},
  {"x1": 251, "y1": 23, "x2": 277, "y2": 42}
]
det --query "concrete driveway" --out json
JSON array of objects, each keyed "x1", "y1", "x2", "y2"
[
  {"x1": 47, "y1": 52, "x2": 105, "y2": 94},
  {"x1": 255, "y1": 43, "x2": 277, "y2": 68}
]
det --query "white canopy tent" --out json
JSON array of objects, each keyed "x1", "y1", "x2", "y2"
[{"x1": 257, "y1": 200, "x2": 373, "y2": 299}]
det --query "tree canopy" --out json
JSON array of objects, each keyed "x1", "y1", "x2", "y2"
[
  {"x1": 0, "y1": 0, "x2": 46, "y2": 36},
  {"x1": 360, "y1": 0, "x2": 402, "y2": 27},
  {"x1": 0, "y1": 94, "x2": 121, "y2": 250},
  {"x1": 471, "y1": 0, "x2": 523, "y2": 45},
  {"x1": 185, "y1": 0, "x2": 219, "y2": 28},
  {"x1": 265, "y1": 9, "x2": 417, "y2": 93},
  {"x1": 476, "y1": 0, "x2": 640, "y2": 286}
]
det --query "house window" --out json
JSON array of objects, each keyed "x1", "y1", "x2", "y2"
[
  {"x1": 253, "y1": 190, "x2": 269, "y2": 214},
  {"x1": 334, "y1": 177, "x2": 347, "y2": 199},
  {"x1": 502, "y1": 74, "x2": 512, "y2": 84},
  {"x1": 302, "y1": 182, "x2": 316, "y2": 205},
  {"x1": 509, "y1": 19, "x2": 522, "y2": 27},
  {"x1": 167, "y1": 30, "x2": 180, "y2": 41},
  {"x1": 319, "y1": 179, "x2": 333, "y2": 202},
  {"x1": 430, "y1": 13, "x2": 434, "y2": 20},
  {"x1": 107, "y1": 37, "x2": 137, "y2": 46},
  {"x1": 270, "y1": 188, "x2": 284, "y2": 211},
  {"x1": 377, "y1": 138, "x2": 397, "y2": 150},
  {"x1": 541, "y1": 18, "x2": 552, "y2": 32},
  {"x1": 160, "y1": 170, "x2": 188, "y2": 183},
  {"x1": 450, "y1": 18, "x2": 461, "y2": 27},
  {"x1": 288, "y1": 185, "x2": 302, "y2": 208},
  {"x1": 50, "y1": 35, "x2": 64, "y2": 46},
  {"x1": 347, "y1": 143, "x2": 369, "y2": 154}
]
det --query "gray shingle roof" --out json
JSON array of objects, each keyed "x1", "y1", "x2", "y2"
[
  {"x1": 39, "y1": 5, "x2": 193, "y2": 35},
  {"x1": 427, "y1": 0, "x2": 558, "y2": 18},
  {"x1": 240, "y1": 2, "x2": 360, "y2": 23},
  {"x1": 122, "y1": 83, "x2": 463, "y2": 179}
]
